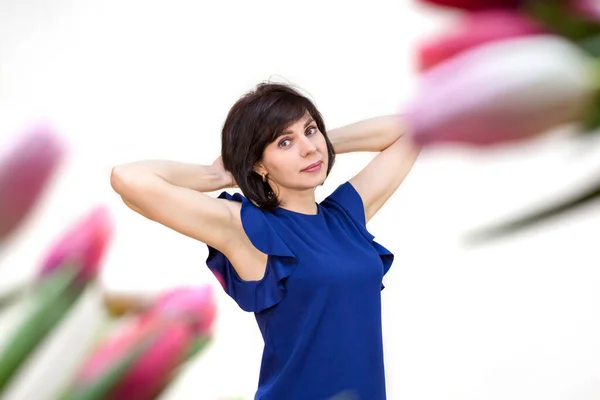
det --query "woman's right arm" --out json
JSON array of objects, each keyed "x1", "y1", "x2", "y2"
[
  {"x1": 110, "y1": 159, "x2": 238, "y2": 253},
  {"x1": 111, "y1": 159, "x2": 270, "y2": 281}
]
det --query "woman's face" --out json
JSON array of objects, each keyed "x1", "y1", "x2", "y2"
[{"x1": 255, "y1": 112, "x2": 328, "y2": 193}]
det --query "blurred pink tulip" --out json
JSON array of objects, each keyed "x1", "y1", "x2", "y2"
[
  {"x1": 70, "y1": 286, "x2": 217, "y2": 399},
  {"x1": 75, "y1": 318, "x2": 192, "y2": 400},
  {"x1": 406, "y1": 35, "x2": 596, "y2": 147},
  {"x1": 142, "y1": 286, "x2": 217, "y2": 336},
  {"x1": 39, "y1": 206, "x2": 113, "y2": 284},
  {"x1": 419, "y1": 0, "x2": 521, "y2": 11},
  {"x1": 570, "y1": 0, "x2": 600, "y2": 21},
  {"x1": 103, "y1": 286, "x2": 218, "y2": 335},
  {"x1": 0, "y1": 123, "x2": 65, "y2": 242},
  {"x1": 417, "y1": 10, "x2": 545, "y2": 71},
  {"x1": 0, "y1": 206, "x2": 113, "y2": 393}
]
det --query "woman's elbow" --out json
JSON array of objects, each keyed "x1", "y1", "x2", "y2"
[
  {"x1": 110, "y1": 165, "x2": 162, "y2": 202},
  {"x1": 110, "y1": 165, "x2": 128, "y2": 195},
  {"x1": 110, "y1": 164, "x2": 144, "y2": 196}
]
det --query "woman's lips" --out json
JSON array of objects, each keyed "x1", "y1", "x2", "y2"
[{"x1": 302, "y1": 161, "x2": 322, "y2": 173}]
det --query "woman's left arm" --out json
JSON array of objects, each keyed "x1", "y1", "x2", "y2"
[{"x1": 327, "y1": 114, "x2": 421, "y2": 224}]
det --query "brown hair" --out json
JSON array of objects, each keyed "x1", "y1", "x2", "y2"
[{"x1": 221, "y1": 82, "x2": 336, "y2": 210}]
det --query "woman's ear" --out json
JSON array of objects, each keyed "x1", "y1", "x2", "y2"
[{"x1": 253, "y1": 161, "x2": 266, "y2": 176}]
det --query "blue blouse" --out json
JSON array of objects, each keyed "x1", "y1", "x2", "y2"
[{"x1": 206, "y1": 181, "x2": 394, "y2": 400}]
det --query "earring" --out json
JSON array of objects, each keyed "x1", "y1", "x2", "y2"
[{"x1": 262, "y1": 173, "x2": 267, "y2": 182}]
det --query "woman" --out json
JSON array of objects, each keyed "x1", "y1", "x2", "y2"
[{"x1": 110, "y1": 82, "x2": 421, "y2": 399}]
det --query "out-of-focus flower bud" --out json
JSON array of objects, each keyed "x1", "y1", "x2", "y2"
[
  {"x1": 418, "y1": 0, "x2": 521, "y2": 11},
  {"x1": 142, "y1": 286, "x2": 217, "y2": 337},
  {"x1": 68, "y1": 318, "x2": 193, "y2": 400},
  {"x1": 66, "y1": 285, "x2": 217, "y2": 400},
  {"x1": 0, "y1": 207, "x2": 114, "y2": 394},
  {"x1": 0, "y1": 124, "x2": 65, "y2": 244},
  {"x1": 406, "y1": 35, "x2": 596, "y2": 147},
  {"x1": 570, "y1": 0, "x2": 600, "y2": 22},
  {"x1": 103, "y1": 286, "x2": 217, "y2": 337},
  {"x1": 39, "y1": 206, "x2": 114, "y2": 285},
  {"x1": 417, "y1": 10, "x2": 545, "y2": 71}
]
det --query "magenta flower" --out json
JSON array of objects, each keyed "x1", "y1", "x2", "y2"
[
  {"x1": 0, "y1": 123, "x2": 65, "y2": 242},
  {"x1": 71, "y1": 318, "x2": 193, "y2": 400},
  {"x1": 142, "y1": 286, "x2": 217, "y2": 336},
  {"x1": 405, "y1": 35, "x2": 596, "y2": 147},
  {"x1": 419, "y1": 0, "x2": 522, "y2": 10},
  {"x1": 103, "y1": 286, "x2": 218, "y2": 336},
  {"x1": 570, "y1": 0, "x2": 600, "y2": 21},
  {"x1": 0, "y1": 206, "x2": 114, "y2": 393},
  {"x1": 67, "y1": 285, "x2": 217, "y2": 400},
  {"x1": 39, "y1": 205, "x2": 114, "y2": 285},
  {"x1": 417, "y1": 10, "x2": 545, "y2": 71}
]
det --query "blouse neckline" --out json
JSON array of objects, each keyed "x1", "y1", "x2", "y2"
[{"x1": 275, "y1": 203, "x2": 322, "y2": 217}]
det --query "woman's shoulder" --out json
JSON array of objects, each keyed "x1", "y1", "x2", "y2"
[
  {"x1": 321, "y1": 181, "x2": 365, "y2": 222},
  {"x1": 205, "y1": 189, "x2": 299, "y2": 313}
]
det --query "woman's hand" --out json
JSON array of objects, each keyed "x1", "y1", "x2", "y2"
[{"x1": 211, "y1": 156, "x2": 237, "y2": 188}]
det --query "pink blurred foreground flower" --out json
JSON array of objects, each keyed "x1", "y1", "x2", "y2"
[
  {"x1": 141, "y1": 286, "x2": 217, "y2": 336},
  {"x1": 417, "y1": 10, "x2": 545, "y2": 71},
  {"x1": 570, "y1": 0, "x2": 600, "y2": 21},
  {"x1": 406, "y1": 35, "x2": 596, "y2": 147},
  {"x1": 73, "y1": 318, "x2": 193, "y2": 400},
  {"x1": 0, "y1": 123, "x2": 65, "y2": 242},
  {"x1": 39, "y1": 206, "x2": 113, "y2": 284},
  {"x1": 0, "y1": 206, "x2": 114, "y2": 393},
  {"x1": 68, "y1": 286, "x2": 216, "y2": 400},
  {"x1": 419, "y1": 0, "x2": 521, "y2": 11},
  {"x1": 103, "y1": 286, "x2": 218, "y2": 335}
]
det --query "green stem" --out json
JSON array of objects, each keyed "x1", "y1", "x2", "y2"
[
  {"x1": 464, "y1": 174, "x2": 600, "y2": 244},
  {"x1": 0, "y1": 266, "x2": 80, "y2": 394},
  {"x1": 0, "y1": 282, "x2": 30, "y2": 313},
  {"x1": 62, "y1": 329, "x2": 159, "y2": 400},
  {"x1": 590, "y1": 58, "x2": 600, "y2": 93}
]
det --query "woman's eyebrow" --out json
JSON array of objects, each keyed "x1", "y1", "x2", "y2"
[{"x1": 280, "y1": 117, "x2": 315, "y2": 136}]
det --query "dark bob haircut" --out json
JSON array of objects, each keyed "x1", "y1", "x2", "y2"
[{"x1": 221, "y1": 82, "x2": 336, "y2": 211}]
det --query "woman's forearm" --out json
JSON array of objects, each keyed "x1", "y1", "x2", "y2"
[
  {"x1": 111, "y1": 160, "x2": 229, "y2": 193},
  {"x1": 327, "y1": 114, "x2": 409, "y2": 154}
]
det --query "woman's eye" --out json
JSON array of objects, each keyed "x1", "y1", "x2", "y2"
[
  {"x1": 278, "y1": 138, "x2": 291, "y2": 148},
  {"x1": 277, "y1": 127, "x2": 317, "y2": 148},
  {"x1": 306, "y1": 126, "x2": 317, "y2": 136}
]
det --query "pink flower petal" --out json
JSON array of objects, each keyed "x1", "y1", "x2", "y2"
[
  {"x1": 39, "y1": 206, "x2": 114, "y2": 284},
  {"x1": 145, "y1": 286, "x2": 217, "y2": 336},
  {"x1": 0, "y1": 123, "x2": 65, "y2": 241},
  {"x1": 76, "y1": 318, "x2": 192, "y2": 400},
  {"x1": 417, "y1": 10, "x2": 545, "y2": 71},
  {"x1": 419, "y1": 0, "x2": 522, "y2": 11}
]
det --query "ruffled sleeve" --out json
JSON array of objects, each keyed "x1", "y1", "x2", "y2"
[
  {"x1": 321, "y1": 182, "x2": 394, "y2": 290},
  {"x1": 205, "y1": 191, "x2": 299, "y2": 313}
]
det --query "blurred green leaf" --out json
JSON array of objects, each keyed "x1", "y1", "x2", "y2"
[
  {"x1": 579, "y1": 95, "x2": 600, "y2": 132},
  {"x1": 183, "y1": 336, "x2": 211, "y2": 362},
  {"x1": 464, "y1": 176, "x2": 600, "y2": 244},
  {"x1": 0, "y1": 283, "x2": 29, "y2": 313},
  {"x1": 572, "y1": 56, "x2": 600, "y2": 133},
  {"x1": 0, "y1": 264, "x2": 79, "y2": 393},
  {"x1": 578, "y1": 34, "x2": 600, "y2": 57},
  {"x1": 62, "y1": 331, "x2": 158, "y2": 400},
  {"x1": 525, "y1": 0, "x2": 600, "y2": 41}
]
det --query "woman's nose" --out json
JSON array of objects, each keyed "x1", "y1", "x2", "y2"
[{"x1": 299, "y1": 136, "x2": 317, "y2": 156}]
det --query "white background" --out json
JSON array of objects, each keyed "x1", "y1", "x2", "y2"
[{"x1": 1, "y1": 0, "x2": 600, "y2": 399}]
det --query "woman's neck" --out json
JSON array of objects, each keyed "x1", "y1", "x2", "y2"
[{"x1": 277, "y1": 187, "x2": 318, "y2": 215}]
